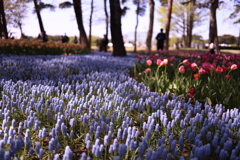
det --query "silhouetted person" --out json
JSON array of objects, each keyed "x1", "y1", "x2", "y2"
[
  {"x1": 74, "y1": 36, "x2": 78, "y2": 44},
  {"x1": 37, "y1": 33, "x2": 42, "y2": 40},
  {"x1": 61, "y1": 33, "x2": 69, "y2": 43},
  {"x1": 42, "y1": 31, "x2": 48, "y2": 42},
  {"x1": 156, "y1": 28, "x2": 166, "y2": 50},
  {"x1": 209, "y1": 40, "x2": 215, "y2": 54},
  {"x1": 61, "y1": 36, "x2": 65, "y2": 43},
  {"x1": 99, "y1": 34, "x2": 109, "y2": 52}
]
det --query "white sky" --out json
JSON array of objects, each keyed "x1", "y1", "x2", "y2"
[{"x1": 9, "y1": 0, "x2": 239, "y2": 41}]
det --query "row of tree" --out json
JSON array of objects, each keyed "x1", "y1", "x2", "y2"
[{"x1": 0, "y1": 0, "x2": 239, "y2": 56}]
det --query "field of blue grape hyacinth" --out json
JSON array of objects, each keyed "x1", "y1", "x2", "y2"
[{"x1": 0, "y1": 52, "x2": 240, "y2": 160}]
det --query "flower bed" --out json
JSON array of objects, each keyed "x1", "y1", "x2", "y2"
[
  {"x1": 0, "y1": 39, "x2": 89, "y2": 55},
  {"x1": 132, "y1": 51, "x2": 240, "y2": 109},
  {"x1": 0, "y1": 53, "x2": 239, "y2": 159}
]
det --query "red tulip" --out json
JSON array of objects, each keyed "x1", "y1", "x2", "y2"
[
  {"x1": 224, "y1": 75, "x2": 231, "y2": 79},
  {"x1": 193, "y1": 74, "x2": 199, "y2": 79},
  {"x1": 215, "y1": 66, "x2": 223, "y2": 73}
]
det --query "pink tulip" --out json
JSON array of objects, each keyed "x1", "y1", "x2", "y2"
[
  {"x1": 199, "y1": 68, "x2": 208, "y2": 74},
  {"x1": 146, "y1": 60, "x2": 152, "y2": 66},
  {"x1": 145, "y1": 68, "x2": 151, "y2": 73},
  {"x1": 230, "y1": 64, "x2": 237, "y2": 70},
  {"x1": 183, "y1": 59, "x2": 189, "y2": 64},
  {"x1": 202, "y1": 62, "x2": 212, "y2": 71},
  {"x1": 156, "y1": 59, "x2": 162, "y2": 65},
  {"x1": 191, "y1": 63, "x2": 197, "y2": 68},
  {"x1": 160, "y1": 59, "x2": 168, "y2": 66},
  {"x1": 178, "y1": 66, "x2": 185, "y2": 74}
]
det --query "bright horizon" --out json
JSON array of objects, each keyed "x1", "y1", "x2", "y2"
[{"x1": 9, "y1": 0, "x2": 239, "y2": 41}]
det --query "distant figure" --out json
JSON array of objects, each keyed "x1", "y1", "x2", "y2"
[
  {"x1": 42, "y1": 31, "x2": 48, "y2": 42},
  {"x1": 99, "y1": 34, "x2": 109, "y2": 52},
  {"x1": 37, "y1": 33, "x2": 42, "y2": 40},
  {"x1": 209, "y1": 40, "x2": 215, "y2": 54},
  {"x1": 73, "y1": 36, "x2": 78, "y2": 44},
  {"x1": 61, "y1": 36, "x2": 65, "y2": 43},
  {"x1": 156, "y1": 28, "x2": 166, "y2": 51},
  {"x1": 62, "y1": 33, "x2": 69, "y2": 43}
]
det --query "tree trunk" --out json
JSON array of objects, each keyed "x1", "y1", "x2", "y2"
[
  {"x1": 0, "y1": 1, "x2": 3, "y2": 38},
  {"x1": 109, "y1": 0, "x2": 126, "y2": 56},
  {"x1": 186, "y1": 7, "x2": 194, "y2": 48},
  {"x1": 89, "y1": 0, "x2": 94, "y2": 50},
  {"x1": 104, "y1": 0, "x2": 109, "y2": 38},
  {"x1": 165, "y1": 0, "x2": 173, "y2": 50},
  {"x1": 209, "y1": 0, "x2": 219, "y2": 53},
  {"x1": 73, "y1": 0, "x2": 90, "y2": 49},
  {"x1": 238, "y1": 29, "x2": 240, "y2": 48},
  {"x1": 18, "y1": 22, "x2": 24, "y2": 38},
  {"x1": 33, "y1": 0, "x2": 45, "y2": 33},
  {"x1": 186, "y1": 0, "x2": 195, "y2": 48},
  {"x1": 182, "y1": 12, "x2": 186, "y2": 47},
  {"x1": 0, "y1": 23, "x2": 2, "y2": 38},
  {"x1": 0, "y1": 0, "x2": 8, "y2": 39},
  {"x1": 134, "y1": 3, "x2": 139, "y2": 53},
  {"x1": 146, "y1": 0, "x2": 155, "y2": 51}
]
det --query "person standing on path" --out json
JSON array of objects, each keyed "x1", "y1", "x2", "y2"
[
  {"x1": 156, "y1": 28, "x2": 166, "y2": 51},
  {"x1": 42, "y1": 31, "x2": 48, "y2": 42},
  {"x1": 74, "y1": 36, "x2": 78, "y2": 44},
  {"x1": 100, "y1": 34, "x2": 109, "y2": 52},
  {"x1": 208, "y1": 40, "x2": 215, "y2": 54}
]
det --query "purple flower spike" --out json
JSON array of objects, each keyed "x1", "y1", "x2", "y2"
[
  {"x1": 219, "y1": 149, "x2": 229, "y2": 160},
  {"x1": 113, "y1": 138, "x2": 118, "y2": 151},
  {"x1": 85, "y1": 133, "x2": 90, "y2": 142},
  {"x1": 230, "y1": 149, "x2": 236, "y2": 160},
  {"x1": 118, "y1": 144, "x2": 127, "y2": 157},
  {"x1": 114, "y1": 156, "x2": 121, "y2": 160},
  {"x1": 109, "y1": 145, "x2": 113, "y2": 154},
  {"x1": 104, "y1": 135, "x2": 109, "y2": 146},
  {"x1": 37, "y1": 148, "x2": 43, "y2": 158},
  {"x1": 179, "y1": 156, "x2": 185, "y2": 160},
  {"x1": 54, "y1": 154, "x2": 60, "y2": 160},
  {"x1": 138, "y1": 142, "x2": 145, "y2": 157},
  {"x1": 146, "y1": 148, "x2": 153, "y2": 159},
  {"x1": 4, "y1": 151, "x2": 10, "y2": 160},
  {"x1": 70, "y1": 130, "x2": 74, "y2": 138},
  {"x1": 35, "y1": 141, "x2": 41, "y2": 154},
  {"x1": 80, "y1": 152, "x2": 87, "y2": 160},
  {"x1": 170, "y1": 140, "x2": 176, "y2": 152},
  {"x1": 61, "y1": 123, "x2": 67, "y2": 136},
  {"x1": 48, "y1": 138, "x2": 55, "y2": 151},
  {"x1": 63, "y1": 146, "x2": 72, "y2": 160},
  {"x1": 86, "y1": 140, "x2": 91, "y2": 149}
]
